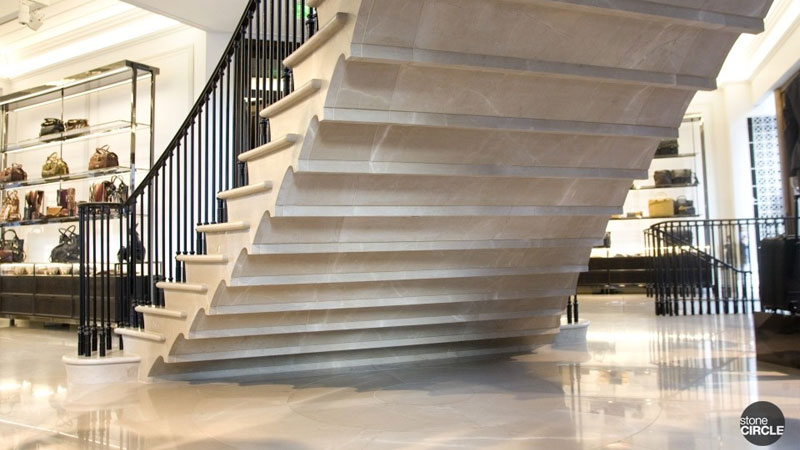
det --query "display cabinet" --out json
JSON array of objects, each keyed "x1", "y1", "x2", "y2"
[{"x1": 0, "y1": 60, "x2": 158, "y2": 264}]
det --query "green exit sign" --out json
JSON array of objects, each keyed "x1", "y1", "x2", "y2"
[{"x1": 296, "y1": 4, "x2": 310, "y2": 18}]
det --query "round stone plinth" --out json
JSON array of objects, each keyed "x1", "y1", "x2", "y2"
[
  {"x1": 63, "y1": 353, "x2": 141, "y2": 385},
  {"x1": 552, "y1": 320, "x2": 590, "y2": 349}
]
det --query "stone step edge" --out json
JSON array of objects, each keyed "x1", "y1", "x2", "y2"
[
  {"x1": 218, "y1": 181, "x2": 273, "y2": 200},
  {"x1": 260, "y1": 79, "x2": 322, "y2": 119},
  {"x1": 156, "y1": 282, "x2": 208, "y2": 293},
  {"x1": 249, "y1": 238, "x2": 603, "y2": 254},
  {"x1": 349, "y1": 43, "x2": 716, "y2": 91},
  {"x1": 297, "y1": 159, "x2": 648, "y2": 180},
  {"x1": 166, "y1": 327, "x2": 558, "y2": 363},
  {"x1": 210, "y1": 289, "x2": 574, "y2": 315},
  {"x1": 239, "y1": 134, "x2": 299, "y2": 162},
  {"x1": 135, "y1": 306, "x2": 187, "y2": 320},
  {"x1": 190, "y1": 308, "x2": 563, "y2": 339},
  {"x1": 176, "y1": 254, "x2": 228, "y2": 264},
  {"x1": 230, "y1": 264, "x2": 588, "y2": 287},
  {"x1": 197, "y1": 221, "x2": 250, "y2": 234},
  {"x1": 114, "y1": 327, "x2": 166, "y2": 343},
  {"x1": 284, "y1": 12, "x2": 348, "y2": 68}
]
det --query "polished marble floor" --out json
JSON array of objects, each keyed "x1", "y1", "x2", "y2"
[{"x1": 1, "y1": 294, "x2": 799, "y2": 449}]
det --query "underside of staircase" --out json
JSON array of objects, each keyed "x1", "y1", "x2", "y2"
[{"x1": 120, "y1": 0, "x2": 772, "y2": 381}]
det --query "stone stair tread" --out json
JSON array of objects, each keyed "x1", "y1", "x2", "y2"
[
  {"x1": 190, "y1": 308, "x2": 563, "y2": 339},
  {"x1": 167, "y1": 327, "x2": 558, "y2": 363}
]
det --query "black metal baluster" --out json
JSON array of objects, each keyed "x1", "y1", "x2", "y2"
[
  {"x1": 92, "y1": 207, "x2": 98, "y2": 352},
  {"x1": 105, "y1": 206, "x2": 112, "y2": 350},
  {"x1": 212, "y1": 86, "x2": 218, "y2": 223},
  {"x1": 189, "y1": 123, "x2": 195, "y2": 255},
  {"x1": 79, "y1": 206, "x2": 86, "y2": 356},
  {"x1": 196, "y1": 113, "x2": 204, "y2": 253},
  {"x1": 204, "y1": 99, "x2": 210, "y2": 227},
  {"x1": 153, "y1": 173, "x2": 159, "y2": 307},
  {"x1": 270, "y1": 0, "x2": 275, "y2": 105},
  {"x1": 100, "y1": 205, "x2": 106, "y2": 356},
  {"x1": 168, "y1": 153, "x2": 174, "y2": 282},
  {"x1": 117, "y1": 204, "x2": 124, "y2": 350}
]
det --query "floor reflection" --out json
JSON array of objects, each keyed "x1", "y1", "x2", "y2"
[{"x1": 0, "y1": 295, "x2": 798, "y2": 449}]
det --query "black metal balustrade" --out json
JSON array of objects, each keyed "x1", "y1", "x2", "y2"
[
  {"x1": 77, "y1": 0, "x2": 317, "y2": 357},
  {"x1": 646, "y1": 217, "x2": 795, "y2": 317}
]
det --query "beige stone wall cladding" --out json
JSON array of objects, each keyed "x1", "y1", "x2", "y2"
[{"x1": 122, "y1": 0, "x2": 773, "y2": 381}]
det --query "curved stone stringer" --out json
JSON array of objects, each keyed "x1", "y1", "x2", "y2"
[{"x1": 120, "y1": 0, "x2": 772, "y2": 381}]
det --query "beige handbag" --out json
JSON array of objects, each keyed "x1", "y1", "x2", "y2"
[{"x1": 648, "y1": 195, "x2": 675, "y2": 218}]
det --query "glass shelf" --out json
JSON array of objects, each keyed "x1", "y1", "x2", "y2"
[
  {"x1": 2, "y1": 120, "x2": 150, "y2": 154},
  {"x1": 0, "y1": 208, "x2": 125, "y2": 228},
  {"x1": 632, "y1": 182, "x2": 700, "y2": 190},
  {"x1": 1, "y1": 166, "x2": 132, "y2": 190},
  {"x1": 653, "y1": 153, "x2": 698, "y2": 160},
  {"x1": 0, "y1": 61, "x2": 159, "y2": 111}
]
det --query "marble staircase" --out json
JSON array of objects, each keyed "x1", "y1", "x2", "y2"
[{"x1": 120, "y1": 0, "x2": 773, "y2": 381}]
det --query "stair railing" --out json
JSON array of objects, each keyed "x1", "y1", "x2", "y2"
[
  {"x1": 77, "y1": 0, "x2": 317, "y2": 357},
  {"x1": 646, "y1": 217, "x2": 792, "y2": 318}
]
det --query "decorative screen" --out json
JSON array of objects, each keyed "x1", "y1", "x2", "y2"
[{"x1": 748, "y1": 116, "x2": 785, "y2": 218}]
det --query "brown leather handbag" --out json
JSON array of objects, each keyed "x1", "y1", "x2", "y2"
[
  {"x1": 58, "y1": 188, "x2": 77, "y2": 216},
  {"x1": 89, "y1": 145, "x2": 119, "y2": 170},
  {"x1": 0, "y1": 192, "x2": 21, "y2": 222},
  {"x1": 0, "y1": 230, "x2": 25, "y2": 263},
  {"x1": 89, "y1": 180, "x2": 113, "y2": 202},
  {"x1": 65, "y1": 119, "x2": 89, "y2": 137},
  {"x1": 41, "y1": 152, "x2": 69, "y2": 178},
  {"x1": 24, "y1": 190, "x2": 44, "y2": 220},
  {"x1": 0, "y1": 164, "x2": 27, "y2": 183}
]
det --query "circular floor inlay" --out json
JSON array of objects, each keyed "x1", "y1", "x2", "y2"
[{"x1": 373, "y1": 381, "x2": 475, "y2": 406}]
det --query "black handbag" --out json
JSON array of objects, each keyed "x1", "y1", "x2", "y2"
[
  {"x1": 653, "y1": 170, "x2": 672, "y2": 187},
  {"x1": 674, "y1": 196, "x2": 696, "y2": 216},
  {"x1": 670, "y1": 169, "x2": 695, "y2": 185},
  {"x1": 40, "y1": 118, "x2": 65, "y2": 141},
  {"x1": 118, "y1": 232, "x2": 145, "y2": 262},
  {"x1": 50, "y1": 226, "x2": 80, "y2": 263},
  {"x1": 0, "y1": 230, "x2": 25, "y2": 263},
  {"x1": 655, "y1": 140, "x2": 679, "y2": 156}
]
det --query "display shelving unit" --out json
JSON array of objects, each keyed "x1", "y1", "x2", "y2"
[
  {"x1": 0, "y1": 60, "x2": 158, "y2": 321},
  {"x1": 581, "y1": 116, "x2": 709, "y2": 291}
]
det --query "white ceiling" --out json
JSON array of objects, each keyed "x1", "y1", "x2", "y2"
[
  {"x1": 0, "y1": 0, "x2": 20, "y2": 25},
  {"x1": 0, "y1": 0, "x2": 180, "y2": 80},
  {"x1": 120, "y1": 0, "x2": 248, "y2": 32}
]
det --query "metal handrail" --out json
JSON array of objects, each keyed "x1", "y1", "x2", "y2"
[{"x1": 78, "y1": 0, "x2": 317, "y2": 357}]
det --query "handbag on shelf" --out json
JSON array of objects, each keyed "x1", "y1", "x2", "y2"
[
  {"x1": 88, "y1": 145, "x2": 119, "y2": 170},
  {"x1": 655, "y1": 140, "x2": 679, "y2": 156},
  {"x1": 674, "y1": 196, "x2": 696, "y2": 216},
  {"x1": 0, "y1": 192, "x2": 22, "y2": 222},
  {"x1": 670, "y1": 169, "x2": 694, "y2": 185},
  {"x1": 106, "y1": 176, "x2": 129, "y2": 203},
  {"x1": 648, "y1": 194, "x2": 675, "y2": 218},
  {"x1": 0, "y1": 164, "x2": 27, "y2": 183},
  {"x1": 0, "y1": 230, "x2": 25, "y2": 263},
  {"x1": 65, "y1": 119, "x2": 90, "y2": 137},
  {"x1": 39, "y1": 118, "x2": 65, "y2": 141},
  {"x1": 653, "y1": 170, "x2": 672, "y2": 187},
  {"x1": 41, "y1": 152, "x2": 70, "y2": 178},
  {"x1": 24, "y1": 190, "x2": 44, "y2": 220},
  {"x1": 89, "y1": 180, "x2": 113, "y2": 202},
  {"x1": 50, "y1": 226, "x2": 80, "y2": 263},
  {"x1": 46, "y1": 206, "x2": 64, "y2": 218},
  {"x1": 118, "y1": 231, "x2": 145, "y2": 263},
  {"x1": 58, "y1": 188, "x2": 77, "y2": 216}
]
